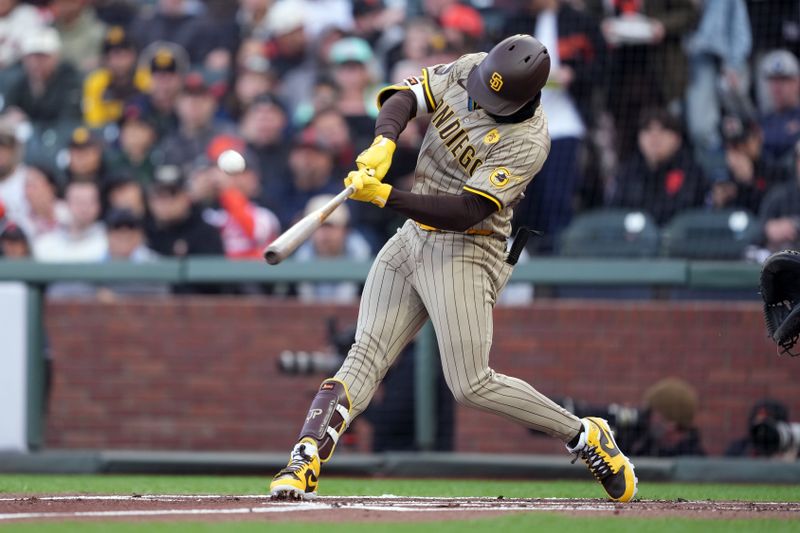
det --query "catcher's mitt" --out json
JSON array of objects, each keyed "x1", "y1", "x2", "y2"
[{"x1": 760, "y1": 250, "x2": 800, "y2": 356}]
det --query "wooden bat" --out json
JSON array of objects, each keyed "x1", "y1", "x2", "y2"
[{"x1": 263, "y1": 185, "x2": 355, "y2": 265}]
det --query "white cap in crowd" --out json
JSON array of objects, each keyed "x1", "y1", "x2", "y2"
[{"x1": 21, "y1": 28, "x2": 62, "y2": 56}]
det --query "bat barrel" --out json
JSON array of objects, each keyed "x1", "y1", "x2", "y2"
[
  {"x1": 263, "y1": 185, "x2": 355, "y2": 265},
  {"x1": 264, "y1": 249, "x2": 282, "y2": 265}
]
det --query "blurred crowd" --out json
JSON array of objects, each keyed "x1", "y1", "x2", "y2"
[{"x1": 3, "y1": 0, "x2": 800, "y2": 288}]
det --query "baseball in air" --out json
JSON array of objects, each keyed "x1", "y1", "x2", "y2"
[{"x1": 217, "y1": 149, "x2": 246, "y2": 174}]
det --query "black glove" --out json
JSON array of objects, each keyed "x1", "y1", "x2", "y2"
[{"x1": 760, "y1": 250, "x2": 800, "y2": 356}]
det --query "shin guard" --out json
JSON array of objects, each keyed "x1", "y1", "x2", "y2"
[{"x1": 298, "y1": 379, "x2": 352, "y2": 462}]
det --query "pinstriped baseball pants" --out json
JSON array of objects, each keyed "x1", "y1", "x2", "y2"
[{"x1": 335, "y1": 221, "x2": 582, "y2": 442}]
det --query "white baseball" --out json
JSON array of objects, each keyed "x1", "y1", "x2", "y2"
[{"x1": 217, "y1": 149, "x2": 246, "y2": 174}]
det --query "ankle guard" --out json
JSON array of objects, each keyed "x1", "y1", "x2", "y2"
[{"x1": 298, "y1": 379, "x2": 352, "y2": 462}]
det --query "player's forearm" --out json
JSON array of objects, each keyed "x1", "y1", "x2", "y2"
[
  {"x1": 374, "y1": 90, "x2": 417, "y2": 141},
  {"x1": 386, "y1": 189, "x2": 496, "y2": 232}
]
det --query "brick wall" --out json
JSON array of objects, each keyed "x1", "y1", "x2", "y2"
[{"x1": 44, "y1": 298, "x2": 798, "y2": 456}]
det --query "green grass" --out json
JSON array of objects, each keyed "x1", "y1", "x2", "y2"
[
  {"x1": 1, "y1": 514, "x2": 799, "y2": 533},
  {"x1": 1, "y1": 476, "x2": 799, "y2": 532},
  {"x1": 0, "y1": 474, "x2": 799, "y2": 502},
  {"x1": 0, "y1": 474, "x2": 800, "y2": 502}
]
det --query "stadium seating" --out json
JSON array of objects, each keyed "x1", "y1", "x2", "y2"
[
  {"x1": 660, "y1": 209, "x2": 762, "y2": 260},
  {"x1": 558, "y1": 209, "x2": 660, "y2": 258}
]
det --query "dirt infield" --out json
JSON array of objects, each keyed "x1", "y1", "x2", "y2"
[{"x1": 1, "y1": 495, "x2": 799, "y2": 523}]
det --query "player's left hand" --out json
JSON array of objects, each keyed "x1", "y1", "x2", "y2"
[
  {"x1": 355, "y1": 135, "x2": 396, "y2": 181},
  {"x1": 345, "y1": 170, "x2": 392, "y2": 208}
]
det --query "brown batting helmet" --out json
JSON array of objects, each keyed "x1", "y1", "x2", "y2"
[{"x1": 466, "y1": 34, "x2": 550, "y2": 117}]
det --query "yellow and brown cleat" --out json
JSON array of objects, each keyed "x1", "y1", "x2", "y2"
[
  {"x1": 567, "y1": 417, "x2": 638, "y2": 502},
  {"x1": 269, "y1": 439, "x2": 321, "y2": 500}
]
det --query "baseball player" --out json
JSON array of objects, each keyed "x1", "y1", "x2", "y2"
[{"x1": 270, "y1": 35, "x2": 638, "y2": 502}]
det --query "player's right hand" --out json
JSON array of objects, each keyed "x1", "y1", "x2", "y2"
[
  {"x1": 355, "y1": 135, "x2": 396, "y2": 181},
  {"x1": 345, "y1": 170, "x2": 392, "y2": 208}
]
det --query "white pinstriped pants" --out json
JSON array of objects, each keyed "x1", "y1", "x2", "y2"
[{"x1": 335, "y1": 220, "x2": 582, "y2": 442}]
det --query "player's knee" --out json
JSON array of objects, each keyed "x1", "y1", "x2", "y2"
[
  {"x1": 448, "y1": 370, "x2": 495, "y2": 406},
  {"x1": 442, "y1": 376, "x2": 470, "y2": 405},
  {"x1": 448, "y1": 384, "x2": 483, "y2": 407},
  {"x1": 449, "y1": 387, "x2": 471, "y2": 406}
]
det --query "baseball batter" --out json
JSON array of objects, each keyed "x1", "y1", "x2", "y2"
[{"x1": 270, "y1": 35, "x2": 638, "y2": 503}]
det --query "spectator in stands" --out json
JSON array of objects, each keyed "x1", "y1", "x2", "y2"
[
  {"x1": 33, "y1": 180, "x2": 107, "y2": 262},
  {"x1": 608, "y1": 109, "x2": 707, "y2": 225},
  {"x1": 295, "y1": 195, "x2": 371, "y2": 303},
  {"x1": 104, "y1": 207, "x2": 156, "y2": 262},
  {"x1": 105, "y1": 174, "x2": 146, "y2": 218},
  {"x1": 129, "y1": 0, "x2": 196, "y2": 52},
  {"x1": 226, "y1": 54, "x2": 277, "y2": 121},
  {"x1": 106, "y1": 105, "x2": 159, "y2": 186},
  {"x1": 238, "y1": 0, "x2": 272, "y2": 39},
  {"x1": 420, "y1": 0, "x2": 456, "y2": 20},
  {"x1": 19, "y1": 164, "x2": 68, "y2": 240},
  {"x1": 199, "y1": 136, "x2": 281, "y2": 260},
  {"x1": 63, "y1": 127, "x2": 108, "y2": 183},
  {"x1": 351, "y1": 0, "x2": 404, "y2": 68},
  {"x1": 504, "y1": 0, "x2": 606, "y2": 252},
  {"x1": 265, "y1": 0, "x2": 317, "y2": 114},
  {"x1": 748, "y1": 1, "x2": 800, "y2": 112},
  {"x1": 144, "y1": 164, "x2": 224, "y2": 257},
  {"x1": 132, "y1": 45, "x2": 186, "y2": 140},
  {"x1": 301, "y1": 0, "x2": 354, "y2": 40},
  {"x1": 51, "y1": 0, "x2": 107, "y2": 74},
  {"x1": 0, "y1": 0, "x2": 45, "y2": 71},
  {"x1": 2, "y1": 28, "x2": 82, "y2": 129},
  {"x1": 630, "y1": 378, "x2": 705, "y2": 457},
  {"x1": 388, "y1": 16, "x2": 440, "y2": 76},
  {"x1": 440, "y1": 3, "x2": 484, "y2": 55},
  {"x1": 758, "y1": 50, "x2": 800, "y2": 168},
  {"x1": 239, "y1": 93, "x2": 292, "y2": 213},
  {"x1": 93, "y1": 0, "x2": 138, "y2": 28},
  {"x1": 96, "y1": 207, "x2": 168, "y2": 300},
  {"x1": 588, "y1": 0, "x2": 699, "y2": 159},
  {"x1": 0, "y1": 222, "x2": 31, "y2": 258},
  {"x1": 281, "y1": 127, "x2": 340, "y2": 227},
  {"x1": 328, "y1": 37, "x2": 379, "y2": 148},
  {"x1": 711, "y1": 115, "x2": 788, "y2": 214},
  {"x1": 758, "y1": 141, "x2": 800, "y2": 252},
  {"x1": 0, "y1": 124, "x2": 26, "y2": 225},
  {"x1": 83, "y1": 26, "x2": 148, "y2": 128},
  {"x1": 351, "y1": 0, "x2": 384, "y2": 44},
  {"x1": 176, "y1": 0, "x2": 239, "y2": 66},
  {"x1": 293, "y1": 76, "x2": 341, "y2": 126},
  {"x1": 158, "y1": 72, "x2": 233, "y2": 169},
  {"x1": 309, "y1": 107, "x2": 356, "y2": 178},
  {"x1": 685, "y1": 0, "x2": 752, "y2": 181}
]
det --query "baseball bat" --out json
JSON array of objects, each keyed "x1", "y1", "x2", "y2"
[{"x1": 263, "y1": 185, "x2": 355, "y2": 265}]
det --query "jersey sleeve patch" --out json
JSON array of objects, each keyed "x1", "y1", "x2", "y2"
[{"x1": 463, "y1": 185, "x2": 503, "y2": 211}]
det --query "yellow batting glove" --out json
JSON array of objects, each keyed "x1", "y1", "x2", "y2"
[
  {"x1": 355, "y1": 135, "x2": 396, "y2": 181},
  {"x1": 345, "y1": 170, "x2": 392, "y2": 208}
]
